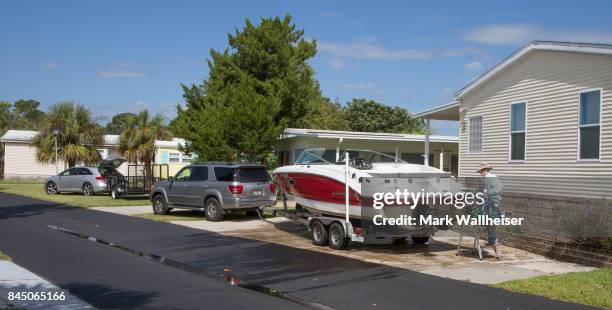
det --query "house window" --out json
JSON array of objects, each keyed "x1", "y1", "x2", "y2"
[
  {"x1": 181, "y1": 154, "x2": 192, "y2": 163},
  {"x1": 510, "y1": 102, "x2": 526, "y2": 161},
  {"x1": 469, "y1": 116, "x2": 482, "y2": 153},
  {"x1": 579, "y1": 89, "x2": 601, "y2": 159},
  {"x1": 169, "y1": 152, "x2": 181, "y2": 163}
]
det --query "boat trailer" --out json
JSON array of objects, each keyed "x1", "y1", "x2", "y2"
[{"x1": 269, "y1": 152, "x2": 423, "y2": 250}]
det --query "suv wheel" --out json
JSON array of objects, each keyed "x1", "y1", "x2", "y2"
[
  {"x1": 46, "y1": 181, "x2": 58, "y2": 195},
  {"x1": 152, "y1": 195, "x2": 169, "y2": 215},
  {"x1": 205, "y1": 198, "x2": 224, "y2": 222},
  {"x1": 82, "y1": 183, "x2": 94, "y2": 196}
]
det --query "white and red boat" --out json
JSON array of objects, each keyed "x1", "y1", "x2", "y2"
[{"x1": 273, "y1": 149, "x2": 461, "y2": 223}]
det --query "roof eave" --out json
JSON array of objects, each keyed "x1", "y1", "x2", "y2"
[
  {"x1": 455, "y1": 41, "x2": 612, "y2": 99},
  {"x1": 413, "y1": 101, "x2": 460, "y2": 121}
]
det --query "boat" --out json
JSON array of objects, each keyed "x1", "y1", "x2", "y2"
[{"x1": 272, "y1": 149, "x2": 462, "y2": 236}]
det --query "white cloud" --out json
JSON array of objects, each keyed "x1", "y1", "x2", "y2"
[
  {"x1": 328, "y1": 58, "x2": 346, "y2": 70},
  {"x1": 319, "y1": 40, "x2": 432, "y2": 60},
  {"x1": 440, "y1": 87, "x2": 454, "y2": 99},
  {"x1": 135, "y1": 100, "x2": 149, "y2": 107},
  {"x1": 42, "y1": 62, "x2": 59, "y2": 70},
  {"x1": 396, "y1": 89, "x2": 410, "y2": 97},
  {"x1": 343, "y1": 82, "x2": 376, "y2": 90},
  {"x1": 98, "y1": 68, "x2": 145, "y2": 78},
  {"x1": 442, "y1": 47, "x2": 485, "y2": 57},
  {"x1": 463, "y1": 61, "x2": 483, "y2": 71},
  {"x1": 321, "y1": 11, "x2": 342, "y2": 19},
  {"x1": 426, "y1": 15, "x2": 452, "y2": 23},
  {"x1": 465, "y1": 24, "x2": 612, "y2": 46}
]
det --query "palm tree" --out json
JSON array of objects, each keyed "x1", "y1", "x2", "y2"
[
  {"x1": 34, "y1": 102, "x2": 104, "y2": 168},
  {"x1": 119, "y1": 110, "x2": 172, "y2": 180}
]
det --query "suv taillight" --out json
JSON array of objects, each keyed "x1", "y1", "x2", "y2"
[
  {"x1": 95, "y1": 175, "x2": 106, "y2": 181},
  {"x1": 228, "y1": 184, "x2": 244, "y2": 194},
  {"x1": 269, "y1": 183, "x2": 276, "y2": 193}
]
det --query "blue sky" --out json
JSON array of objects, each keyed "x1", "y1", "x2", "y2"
[{"x1": 2, "y1": 1, "x2": 612, "y2": 135}]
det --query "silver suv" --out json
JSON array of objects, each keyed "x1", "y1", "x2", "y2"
[{"x1": 149, "y1": 163, "x2": 277, "y2": 221}]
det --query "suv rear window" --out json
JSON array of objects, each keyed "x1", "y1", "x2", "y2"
[
  {"x1": 214, "y1": 167, "x2": 235, "y2": 181},
  {"x1": 237, "y1": 167, "x2": 269, "y2": 182}
]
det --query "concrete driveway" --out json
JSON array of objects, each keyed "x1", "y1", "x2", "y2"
[
  {"x1": 1, "y1": 193, "x2": 595, "y2": 309},
  {"x1": 95, "y1": 205, "x2": 592, "y2": 285}
]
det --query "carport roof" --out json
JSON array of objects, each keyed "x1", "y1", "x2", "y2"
[
  {"x1": 413, "y1": 101, "x2": 459, "y2": 121},
  {"x1": 281, "y1": 128, "x2": 458, "y2": 143}
]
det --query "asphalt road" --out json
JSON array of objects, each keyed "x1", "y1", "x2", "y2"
[{"x1": 0, "y1": 193, "x2": 595, "y2": 310}]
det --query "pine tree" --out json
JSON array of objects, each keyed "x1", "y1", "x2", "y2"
[{"x1": 174, "y1": 15, "x2": 322, "y2": 162}]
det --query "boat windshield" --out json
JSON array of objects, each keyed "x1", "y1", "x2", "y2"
[
  {"x1": 295, "y1": 149, "x2": 332, "y2": 164},
  {"x1": 294, "y1": 148, "x2": 405, "y2": 165},
  {"x1": 338, "y1": 149, "x2": 406, "y2": 164}
]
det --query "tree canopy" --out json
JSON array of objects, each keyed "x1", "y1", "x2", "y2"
[
  {"x1": 119, "y1": 110, "x2": 172, "y2": 176},
  {"x1": 0, "y1": 99, "x2": 46, "y2": 132},
  {"x1": 173, "y1": 15, "x2": 323, "y2": 163},
  {"x1": 301, "y1": 97, "x2": 349, "y2": 131},
  {"x1": 33, "y1": 102, "x2": 104, "y2": 167},
  {"x1": 1, "y1": 99, "x2": 47, "y2": 177},
  {"x1": 343, "y1": 99, "x2": 425, "y2": 134},
  {"x1": 105, "y1": 112, "x2": 137, "y2": 134}
]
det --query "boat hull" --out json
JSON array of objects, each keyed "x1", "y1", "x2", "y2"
[{"x1": 274, "y1": 172, "x2": 434, "y2": 234}]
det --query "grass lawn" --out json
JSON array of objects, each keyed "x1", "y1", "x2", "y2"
[
  {"x1": 494, "y1": 268, "x2": 611, "y2": 309},
  {"x1": 0, "y1": 182, "x2": 149, "y2": 208},
  {"x1": 0, "y1": 250, "x2": 10, "y2": 261}
]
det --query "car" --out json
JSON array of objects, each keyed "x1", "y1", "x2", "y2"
[
  {"x1": 149, "y1": 163, "x2": 277, "y2": 221},
  {"x1": 45, "y1": 167, "x2": 108, "y2": 196}
]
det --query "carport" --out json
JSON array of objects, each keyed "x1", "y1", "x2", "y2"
[
  {"x1": 413, "y1": 101, "x2": 460, "y2": 167},
  {"x1": 275, "y1": 128, "x2": 459, "y2": 175}
]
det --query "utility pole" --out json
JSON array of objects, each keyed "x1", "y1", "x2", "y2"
[{"x1": 52, "y1": 128, "x2": 60, "y2": 174}]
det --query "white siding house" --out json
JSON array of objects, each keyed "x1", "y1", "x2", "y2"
[
  {"x1": 1, "y1": 129, "x2": 189, "y2": 179},
  {"x1": 416, "y1": 41, "x2": 612, "y2": 199}
]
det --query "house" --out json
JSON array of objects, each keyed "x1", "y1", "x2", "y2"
[
  {"x1": 0, "y1": 129, "x2": 191, "y2": 179},
  {"x1": 415, "y1": 41, "x2": 612, "y2": 265},
  {"x1": 415, "y1": 41, "x2": 612, "y2": 199},
  {"x1": 275, "y1": 128, "x2": 459, "y2": 175}
]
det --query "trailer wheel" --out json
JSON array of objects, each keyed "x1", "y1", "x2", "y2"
[
  {"x1": 111, "y1": 186, "x2": 121, "y2": 199},
  {"x1": 329, "y1": 222, "x2": 349, "y2": 250},
  {"x1": 411, "y1": 236, "x2": 430, "y2": 245},
  {"x1": 311, "y1": 221, "x2": 329, "y2": 246},
  {"x1": 152, "y1": 195, "x2": 170, "y2": 215}
]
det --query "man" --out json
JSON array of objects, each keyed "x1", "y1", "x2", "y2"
[{"x1": 477, "y1": 163, "x2": 502, "y2": 250}]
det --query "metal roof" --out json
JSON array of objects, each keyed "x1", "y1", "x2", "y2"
[
  {"x1": 0, "y1": 129, "x2": 185, "y2": 147},
  {"x1": 413, "y1": 101, "x2": 460, "y2": 120},
  {"x1": 281, "y1": 128, "x2": 458, "y2": 143}
]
